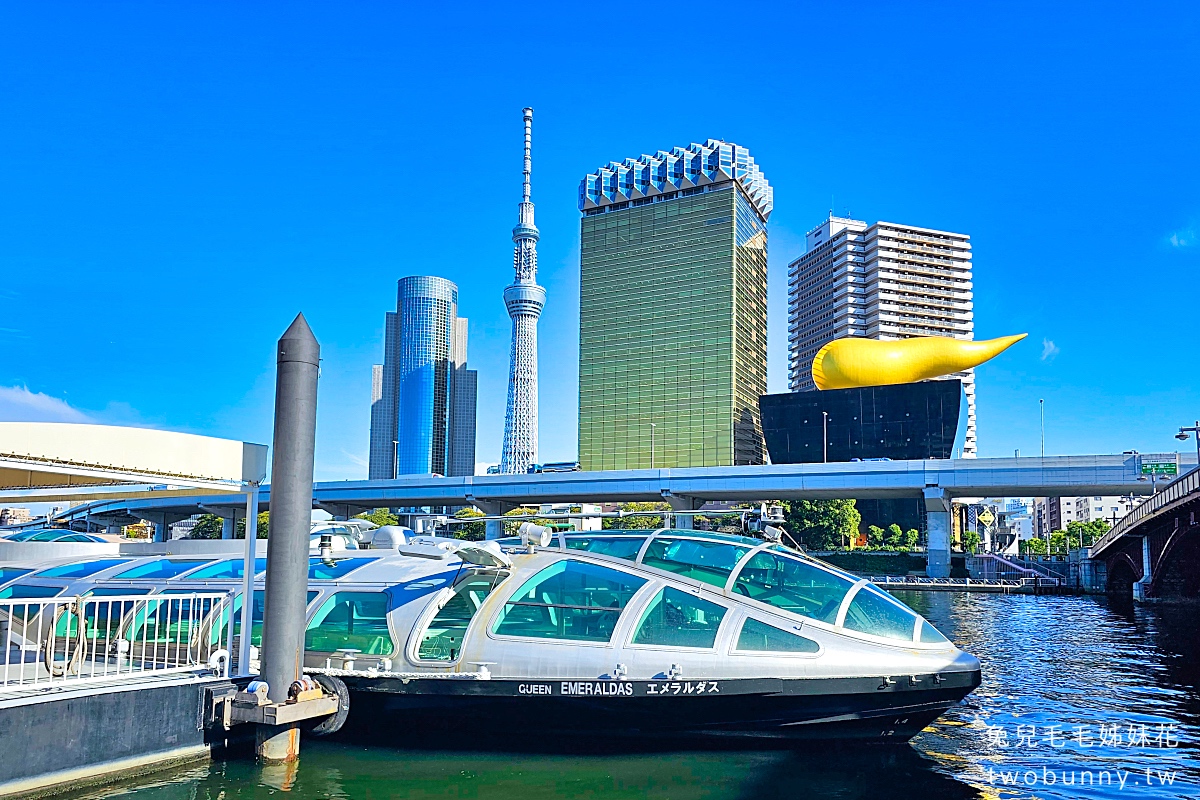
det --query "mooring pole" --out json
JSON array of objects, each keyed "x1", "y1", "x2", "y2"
[{"x1": 256, "y1": 314, "x2": 319, "y2": 763}]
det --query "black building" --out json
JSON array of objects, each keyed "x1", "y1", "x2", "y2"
[{"x1": 758, "y1": 381, "x2": 967, "y2": 534}]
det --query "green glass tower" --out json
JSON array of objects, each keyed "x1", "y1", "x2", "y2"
[{"x1": 577, "y1": 140, "x2": 772, "y2": 470}]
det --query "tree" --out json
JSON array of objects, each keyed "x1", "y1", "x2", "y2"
[
  {"x1": 885, "y1": 523, "x2": 904, "y2": 549},
  {"x1": 1066, "y1": 519, "x2": 1110, "y2": 549},
  {"x1": 1021, "y1": 537, "x2": 1047, "y2": 556},
  {"x1": 603, "y1": 502, "x2": 669, "y2": 530},
  {"x1": 782, "y1": 499, "x2": 861, "y2": 551},
  {"x1": 904, "y1": 529, "x2": 920, "y2": 550},
  {"x1": 453, "y1": 508, "x2": 486, "y2": 541},
  {"x1": 189, "y1": 514, "x2": 224, "y2": 539},
  {"x1": 503, "y1": 506, "x2": 544, "y2": 535},
  {"x1": 236, "y1": 511, "x2": 269, "y2": 539},
  {"x1": 962, "y1": 529, "x2": 982, "y2": 554},
  {"x1": 356, "y1": 508, "x2": 399, "y2": 528},
  {"x1": 1049, "y1": 530, "x2": 1068, "y2": 555},
  {"x1": 866, "y1": 525, "x2": 886, "y2": 550}
]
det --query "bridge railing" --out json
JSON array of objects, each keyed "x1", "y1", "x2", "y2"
[
  {"x1": 1090, "y1": 468, "x2": 1200, "y2": 556},
  {"x1": 0, "y1": 591, "x2": 231, "y2": 695}
]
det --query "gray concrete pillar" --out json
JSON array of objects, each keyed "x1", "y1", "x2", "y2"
[
  {"x1": 662, "y1": 492, "x2": 700, "y2": 531},
  {"x1": 469, "y1": 497, "x2": 507, "y2": 540},
  {"x1": 221, "y1": 516, "x2": 235, "y2": 540},
  {"x1": 154, "y1": 521, "x2": 168, "y2": 542},
  {"x1": 924, "y1": 488, "x2": 951, "y2": 578},
  {"x1": 1133, "y1": 536, "x2": 1153, "y2": 602}
]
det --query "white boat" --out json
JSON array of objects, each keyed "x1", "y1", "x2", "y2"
[{"x1": 0, "y1": 528, "x2": 980, "y2": 742}]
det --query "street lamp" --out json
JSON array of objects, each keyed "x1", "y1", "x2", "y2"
[
  {"x1": 1175, "y1": 420, "x2": 1200, "y2": 473},
  {"x1": 1039, "y1": 399, "x2": 1045, "y2": 458}
]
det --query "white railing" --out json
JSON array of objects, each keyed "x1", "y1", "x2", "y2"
[{"x1": 0, "y1": 592, "x2": 232, "y2": 692}]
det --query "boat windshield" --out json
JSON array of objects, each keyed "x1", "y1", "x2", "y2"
[
  {"x1": 641, "y1": 537, "x2": 754, "y2": 588},
  {"x1": 564, "y1": 535, "x2": 646, "y2": 560},
  {"x1": 34, "y1": 559, "x2": 130, "y2": 579},
  {"x1": 185, "y1": 558, "x2": 268, "y2": 580}
]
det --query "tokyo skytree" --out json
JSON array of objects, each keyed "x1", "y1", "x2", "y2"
[{"x1": 499, "y1": 107, "x2": 545, "y2": 474}]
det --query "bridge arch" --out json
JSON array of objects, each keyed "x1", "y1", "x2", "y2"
[
  {"x1": 1106, "y1": 554, "x2": 1140, "y2": 599},
  {"x1": 1150, "y1": 524, "x2": 1200, "y2": 599}
]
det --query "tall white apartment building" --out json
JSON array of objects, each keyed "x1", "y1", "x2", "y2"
[
  {"x1": 787, "y1": 215, "x2": 977, "y2": 455},
  {"x1": 1075, "y1": 495, "x2": 1141, "y2": 525}
]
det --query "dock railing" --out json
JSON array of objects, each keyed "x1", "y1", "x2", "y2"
[{"x1": 0, "y1": 591, "x2": 232, "y2": 693}]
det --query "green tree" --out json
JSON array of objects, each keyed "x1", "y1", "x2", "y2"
[
  {"x1": 962, "y1": 529, "x2": 982, "y2": 554},
  {"x1": 189, "y1": 514, "x2": 224, "y2": 539},
  {"x1": 866, "y1": 525, "x2": 886, "y2": 550},
  {"x1": 452, "y1": 508, "x2": 486, "y2": 541},
  {"x1": 885, "y1": 523, "x2": 904, "y2": 549},
  {"x1": 356, "y1": 508, "x2": 399, "y2": 528},
  {"x1": 603, "y1": 502, "x2": 669, "y2": 530},
  {"x1": 904, "y1": 528, "x2": 920, "y2": 550},
  {"x1": 1021, "y1": 537, "x2": 1047, "y2": 556},
  {"x1": 782, "y1": 499, "x2": 861, "y2": 551},
  {"x1": 1065, "y1": 519, "x2": 1110, "y2": 549},
  {"x1": 503, "y1": 506, "x2": 545, "y2": 535},
  {"x1": 1049, "y1": 530, "x2": 1068, "y2": 555},
  {"x1": 236, "y1": 511, "x2": 269, "y2": 539}
]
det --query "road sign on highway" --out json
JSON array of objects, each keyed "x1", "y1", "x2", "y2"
[
  {"x1": 977, "y1": 508, "x2": 996, "y2": 527},
  {"x1": 1139, "y1": 454, "x2": 1179, "y2": 476}
]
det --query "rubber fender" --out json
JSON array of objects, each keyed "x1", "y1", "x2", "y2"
[{"x1": 304, "y1": 673, "x2": 350, "y2": 736}]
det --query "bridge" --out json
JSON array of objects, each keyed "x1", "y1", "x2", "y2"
[
  {"x1": 1088, "y1": 466, "x2": 1200, "y2": 601},
  {"x1": 55, "y1": 454, "x2": 1172, "y2": 579}
]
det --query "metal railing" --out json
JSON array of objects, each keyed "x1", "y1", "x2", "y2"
[
  {"x1": 869, "y1": 575, "x2": 1060, "y2": 589},
  {"x1": 1090, "y1": 468, "x2": 1200, "y2": 556},
  {"x1": 967, "y1": 553, "x2": 1067, "y2": 582},
  {"x1": 1, "y1": 592, "x2": 232, "y2": 692}
]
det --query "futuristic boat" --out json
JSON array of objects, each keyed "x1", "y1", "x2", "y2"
[{"x1": 0, "y1": 529, "x2": 980, "y2": 743}]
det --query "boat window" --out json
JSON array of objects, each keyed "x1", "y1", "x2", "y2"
[
  {"x1": 0, "y1": 584, "x2": 64, "y2": 616},
  {"x1": 305, "y1": 592, "x2": 393, "y2": 655},
  {"x1": 732, "y1": 552, "x2": 853, "y2": 623},
  {"x1": 84, "y1": 587, "x2": 154, "y2": 597},
  {"x1": 218, "y1": 590, "x2": 319, "y2": 647},
  {"x1": 185, "y1": 558, "x2": 268, "y2": 580},
  {"x1": 492, "y1": 560, "x2": 646, "y2": 642},
  {"x1": 842, "y1": 585, "x2": 918, "y2": 641},
  {"x1": 919, "y1": 619, "x2": 951, "y2": 644},
  {"x1": 111, "y1": 559, "x2": 211, "y2": 580},
  {"x1": 641, "y1": 538, "x2": 753, "y2": 587},
  {"x1": 34, "y1": 559, "x2": 130, "y2": 579},
  {"x1": 417, "y1": 576, "x2": 504, "y2": 661},
  {"x1": 80, "y1": 588, "x2": 154, "y2": 630},
  {"x1": 0, "y1": 584, "x2": 63, "y2": 600},
  {"x1": 0, "y1": 568, "x2": 31, "y2": 585},
  {"x1": 308, "y1": 557, "x2": 375, "y2": 580},
  {"x1": 564, "y1": 536, "x2": 647, "y2": 560},
  {"x1": 734, "y1": 618, "x2": 820, "y2": 653},
  {"x1": 631, "y1": 587, "x2": 727, "y2": 649}
]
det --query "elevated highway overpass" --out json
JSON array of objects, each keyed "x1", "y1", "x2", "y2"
[{"x1": 58, "y1": 453, "x2": 1182, "y2": 578}]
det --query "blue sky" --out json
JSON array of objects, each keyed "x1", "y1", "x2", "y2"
[{"x1": 1, "y1": 2, "x2": 1197, "y2": 480}]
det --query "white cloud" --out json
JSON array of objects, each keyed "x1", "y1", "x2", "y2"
[
  {"x1": 0, "y1": 385, "x2": 92, "y2": 423},
  {"x1": 1040, "y1": 339, "x2": 1060, "y2": 361},
  {"x1": 1168, "y1": 227, "x2": 1195, "y2": 247}
]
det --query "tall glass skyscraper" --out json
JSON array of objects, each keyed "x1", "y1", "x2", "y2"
[
  {"x1": 369, "y1": 276, "x2": 477, "y2": 478},
  {"x1": 577, "y1": 140, "x2": 772, "y2": 470}
]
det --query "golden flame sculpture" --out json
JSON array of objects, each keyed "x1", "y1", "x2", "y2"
[{"x1": 811, "y1": 334, "x2": 1027, "y2": 390}]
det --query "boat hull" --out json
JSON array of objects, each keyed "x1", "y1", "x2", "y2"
[{"x1": 336, "y1": 670, "x2": 981, "y2": 744}]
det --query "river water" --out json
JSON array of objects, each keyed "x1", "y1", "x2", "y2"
[{"x1": 63, "y1": 593, "x2": 1198, "y2": 800}]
